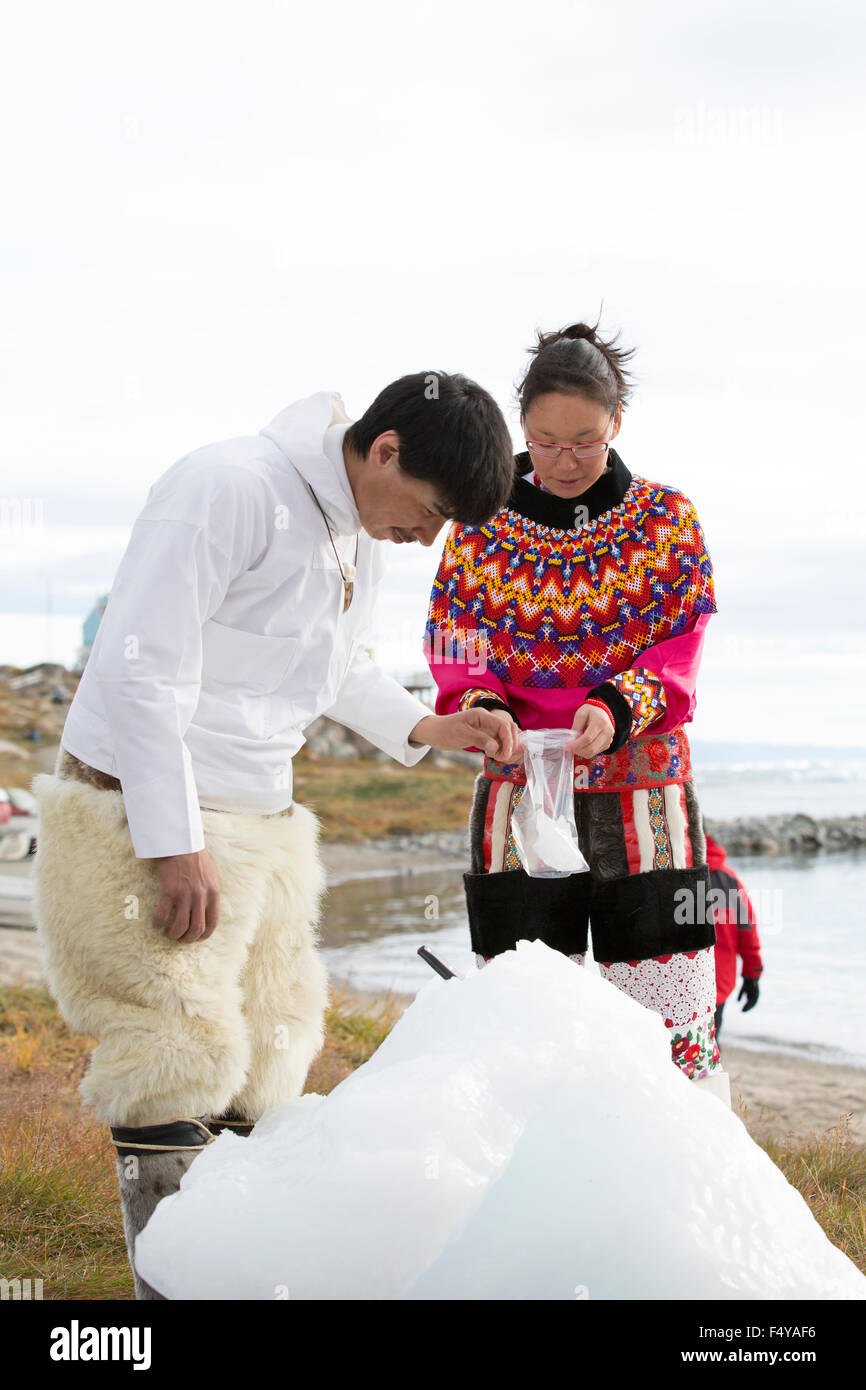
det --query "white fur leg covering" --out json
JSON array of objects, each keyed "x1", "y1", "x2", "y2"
[
  {"x1": 31, "y1": 774, "x2": 328, "y2": 1127},
  {"x1": 226, "y1": 829, "x2": 329, "y2": 1121}
]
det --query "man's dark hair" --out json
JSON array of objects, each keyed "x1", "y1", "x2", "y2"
[{"x1": 345, "y1": 371, "x2": 515, "y2": 525}]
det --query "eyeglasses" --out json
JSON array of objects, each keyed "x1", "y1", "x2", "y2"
[
  {"x1": 524, "y1": 416, "x2": 615, "y2": 461},
  {"x1": 525, "y1": 437, "x2": 611, "y2": 461}
]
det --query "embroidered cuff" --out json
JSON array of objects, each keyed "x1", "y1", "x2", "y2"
[
  {"x1": 457, "y1": 688, "x2": 505, "y2": 714},
  {"x1": 605, "y1": 669, "x2": 667, "y2": 739}
]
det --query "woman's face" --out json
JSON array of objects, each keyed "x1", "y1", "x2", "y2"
[{"x1": 521, "y1": 392, "x2": 621, "y2": 498}]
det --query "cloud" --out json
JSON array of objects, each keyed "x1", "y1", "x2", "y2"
[{"x1": 1, "y1": 0, "x2": 862, "y2": 745}]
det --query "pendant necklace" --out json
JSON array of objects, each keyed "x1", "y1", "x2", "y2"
[{"x1": 306, "y1": 484, "x2": 359, "y2": 611}]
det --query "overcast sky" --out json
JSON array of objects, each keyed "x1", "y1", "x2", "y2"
[{"x1": 2, "y1": 0, "x2": 864, "y2": 746}]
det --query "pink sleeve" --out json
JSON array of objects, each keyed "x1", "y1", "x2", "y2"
[
  {"x1": 423, "y1": 645, "x2": 513, "y2": 717},
  {"x1": 422, "y1": 645, "x2": 518, "y2": 754},
  {"x1": 423, "y1": 615, "x2": 713, "y2": 735},
  {"x1": 633, "y1": 611, "x2": 713, "y2": 734}
]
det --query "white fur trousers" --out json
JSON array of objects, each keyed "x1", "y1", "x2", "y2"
[{"x1": 31, "y1": 774, "x2": 329, "y2": 1127}]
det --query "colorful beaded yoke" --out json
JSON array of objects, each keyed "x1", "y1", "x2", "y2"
[{"x1": 426, "y1": 474, "x2": 716, "y2": 690}]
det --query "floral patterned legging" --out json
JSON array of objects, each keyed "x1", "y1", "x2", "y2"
[{"x1": 469, "y1": 775, "x2": 722, "y2": 1081}]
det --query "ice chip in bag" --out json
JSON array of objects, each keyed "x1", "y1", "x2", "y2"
[{"x1": 511, "y1": 729, "x2": 589, "y2": 877}]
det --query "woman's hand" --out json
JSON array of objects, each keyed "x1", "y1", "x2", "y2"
[
  {"x1": 564, "y1": 702, "x2": 615, "y2": 759},
  {"x1": 410, "y1": 710, "x2": 522, "y2": 762}
]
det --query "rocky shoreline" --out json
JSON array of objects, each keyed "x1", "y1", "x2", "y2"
[
  {"x1": 334, "y1": 812, "x2": 866, "y2": 870},
  {"x1": 702, "y1": 813, "x2": 866, "y2": 857}
]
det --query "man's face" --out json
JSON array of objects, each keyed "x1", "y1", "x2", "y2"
[{"x1": 349, "y1": 431, "x2": 452, "y2": 546}]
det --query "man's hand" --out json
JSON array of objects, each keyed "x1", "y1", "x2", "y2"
[
  {"x1": 410, "y1": 710, "x2": 522, "y2": 762},
  {"x1": 153, "y1": 848, "x2": 221, "y2": 943},
  {"x1": 738, "y1": 977, "x2": 760, "y2": 1013},
  {"x1": 565, "y1": 702, "x2": 615, "y2": 758}
]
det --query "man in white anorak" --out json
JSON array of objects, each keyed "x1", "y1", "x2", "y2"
[{"x1": 32, "y1": 371, "x2": 521, "y2": 1298}]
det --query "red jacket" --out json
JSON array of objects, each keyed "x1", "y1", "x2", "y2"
[{"x1": 706, "y1": 835, "x2": 763, "y2": 1005}]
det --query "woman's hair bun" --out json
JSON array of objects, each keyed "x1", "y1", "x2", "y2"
[
  {"x1": 537, "y1": 321, "x2": 599, "y2": 350},
  {"x1": 517, "y1": 315, "x2": 636, "y2": 416}
]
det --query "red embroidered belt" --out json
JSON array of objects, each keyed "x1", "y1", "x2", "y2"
[{"x1": 483, "y1": 726, "x2": 693, "y2": 794}]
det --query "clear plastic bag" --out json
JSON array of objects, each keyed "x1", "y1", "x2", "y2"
[{"x1": 511, "y1": 729, "x2": 589, "y2": 878}]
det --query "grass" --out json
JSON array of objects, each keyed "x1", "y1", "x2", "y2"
[
  {"x1": 1, "y1": 983, "x2": 863, "y2": 1298},
  {"x1": 0, "y1": 748, "x2": 41, "y2": 799},
  {"x1": 0, "y1": 986, "x2": 133, "y2": 1299},
  {"x1": 0, "y1": 743, "x2": 477, "y2": 845},
  {"x1": 0, "y1": 982, "x2": 406, "y2": 1300},
  {"x1": 760, "y1": 1124, "x2": 866, "y2": 1271},
  {"x1": 291, "y1": 750, "x2": 478, "y2": 842}
]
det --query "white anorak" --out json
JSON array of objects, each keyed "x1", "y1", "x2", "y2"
[{"x1": 60, "y1": 392, "x2": 433, "y2": 858}]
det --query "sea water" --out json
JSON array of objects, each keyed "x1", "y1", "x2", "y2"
[
  {"x1": 692, "y1": 746, "x2": 866, "y2": 821},
  {"x1": 320, "y1": 849, "x2": 866, "y2": 1069}
]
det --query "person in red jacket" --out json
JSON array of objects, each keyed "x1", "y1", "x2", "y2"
[{"x1": 705, "y1": 831, "x2": 763, "y2": 1040}]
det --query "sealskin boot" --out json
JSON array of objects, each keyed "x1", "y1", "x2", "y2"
[
  {"x1": 692, "y1": 1068, "x2": 732, "y2": 1108},
  {"x1": 208, "y1": 1110, "x2": 255, "y2": 1138},
  {"x1": 111, "y1": 1116, "x2": 215, "y2": 1300}
]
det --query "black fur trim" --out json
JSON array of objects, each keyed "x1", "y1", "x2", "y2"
[
  {"x1": 468, "y1": 773, "x2": 494, "y2": 875},
  {"x1": 584, "y1": 682, "x2": 632, "y2": 753},
  {"x1": 464, "y1": 868, "x2": 591, "y2": 959},
  {"x1": 573, "y1": 789, "x2": 630, "y2": 879},
  {"x1": 590, "y1": 865, "x2": 717, "y2": 963},
  {"x1": 472, "y1": 698, "x2": 523, "y2": 728},
  {"x1": 683, "y1": 780, "x2": 706, "y2": 864}
]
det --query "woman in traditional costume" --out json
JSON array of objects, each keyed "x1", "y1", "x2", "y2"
[{"x1": 425, "y1": 322, "x2": 729, "y2": 1101}]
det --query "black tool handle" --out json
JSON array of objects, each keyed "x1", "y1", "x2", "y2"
[{"x1": 417, "y1": 945, "x2": 460, "y2": 980}]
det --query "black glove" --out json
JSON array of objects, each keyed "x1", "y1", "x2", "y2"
[{"x1": 738, "y1": 977, "x2": 760, "y2": 1012}]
